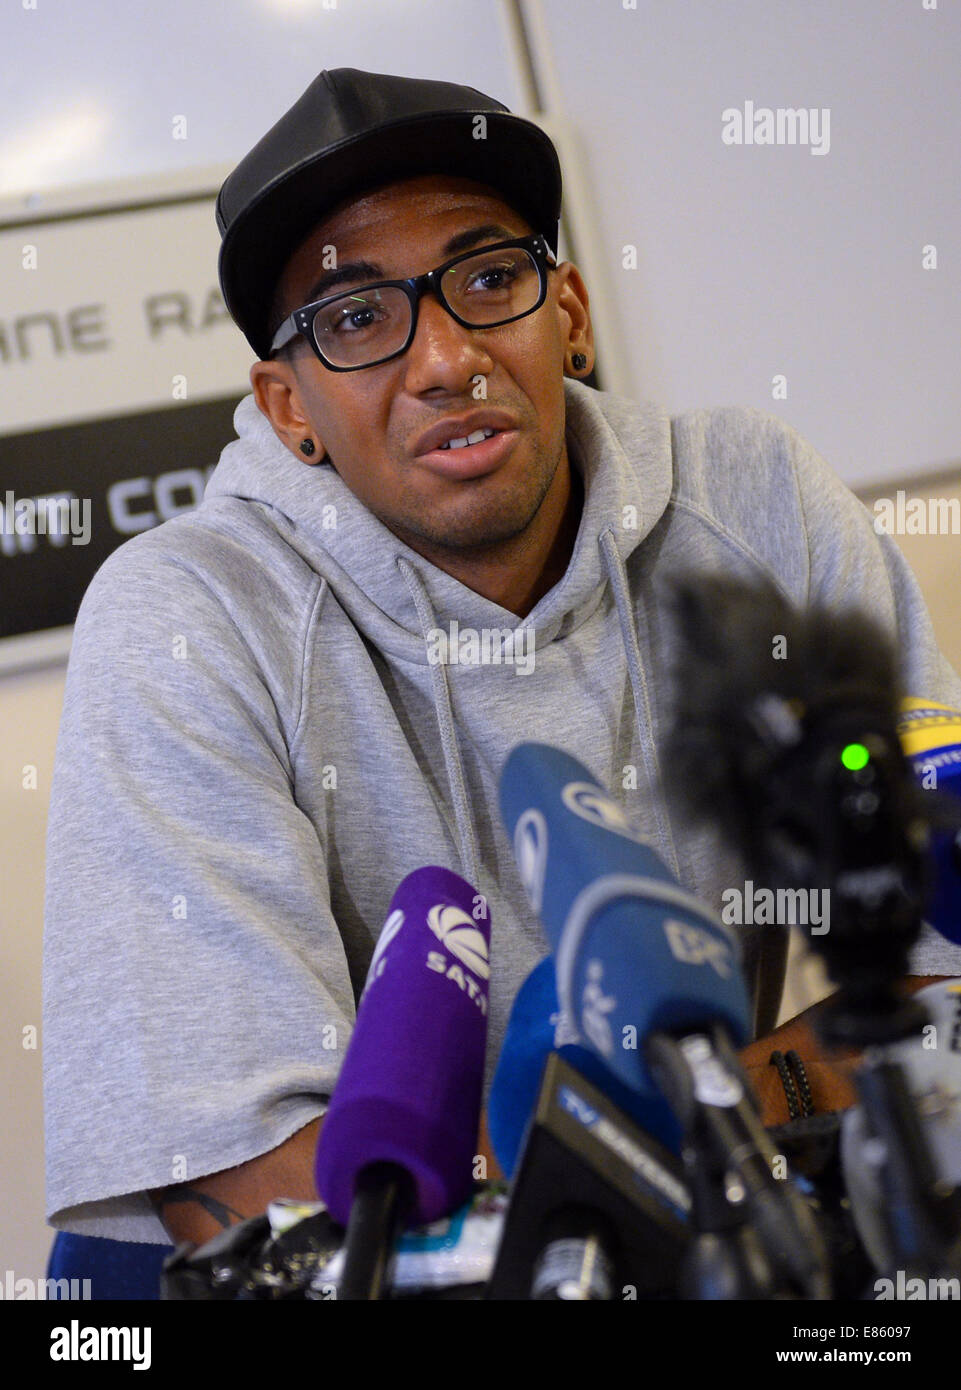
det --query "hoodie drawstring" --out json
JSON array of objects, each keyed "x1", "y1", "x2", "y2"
[
  {"x1": 599, "y1": 528, "x2": 682, "y2": 881},
  {"x1": 397, "y1": 536, "x2": 680, "y2": 892},
  {"x1": 396, "y1": 556, "x2": 481, "y2": 886}
]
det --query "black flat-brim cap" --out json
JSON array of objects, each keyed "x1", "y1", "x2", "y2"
[{"x1": 216, "y1": 67, "x2": 563, "y2": 360}]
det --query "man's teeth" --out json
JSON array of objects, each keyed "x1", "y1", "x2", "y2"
[{"x1": 439, "y1": 427, "x2": 497, "y2": 450}]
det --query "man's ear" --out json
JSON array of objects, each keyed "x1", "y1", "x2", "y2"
[
  {"x1": 553, "y1": 261, "x2": 594, "y2": 376},
  {"x1": 248, "y1": 358, "x2": 329, "y2": 464}
]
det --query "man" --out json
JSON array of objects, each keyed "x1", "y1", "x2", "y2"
[{"x1": 43, "y1": 68, "x2": 961, "y2": 1255}]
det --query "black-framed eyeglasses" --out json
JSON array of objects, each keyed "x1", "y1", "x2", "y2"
[{"x1": 268, "y1": 233, "x2": 557, "y2": 371}]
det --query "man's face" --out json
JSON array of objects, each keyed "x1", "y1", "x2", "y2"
[{"x1": 249, "y1": 174, "x2": 592, "y2": 560}]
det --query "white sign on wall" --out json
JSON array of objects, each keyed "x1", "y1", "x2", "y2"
[{"x1": 0, "y1": 168, "x2": 255, "y2": 672}]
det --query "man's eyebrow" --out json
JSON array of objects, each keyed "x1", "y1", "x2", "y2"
[{"x1": 300, "y1": 223, "x2": 519, "y2": 303}]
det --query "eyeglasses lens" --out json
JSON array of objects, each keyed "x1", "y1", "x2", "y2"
[{"x1": 312, "y1": 247, "x2": 541, "y2": 368}]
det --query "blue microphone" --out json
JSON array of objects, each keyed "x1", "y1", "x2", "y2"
[
  {"x1": 499, "y1": 741, "x2": 751, "y2": 1099},
  {"x1": 498, "y1": 742, "x2": 830, "y2": 1297},
  {"x1": 487, "y1": 956, "x2": 682, "y2": 1180}
]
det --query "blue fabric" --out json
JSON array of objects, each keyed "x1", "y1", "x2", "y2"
[{"x1": 47, "y1": 1231, "x2": 173, "y2": 1300}]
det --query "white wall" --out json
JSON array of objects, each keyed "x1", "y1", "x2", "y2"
[
  {"x1": 0, "y1": 0, "x2": 523, "y2": 198},
  {"x1": 538, "y1": 0, "x2": 960, "y2": 488},
  {"x1": 1, "y1": 665, "x2": 65, "y2": 1279}
]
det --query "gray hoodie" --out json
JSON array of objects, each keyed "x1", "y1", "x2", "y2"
[{"x1": 43, "y1": 377, "x2": 961, "y2": 1242}]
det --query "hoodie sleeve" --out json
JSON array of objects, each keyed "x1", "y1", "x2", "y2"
[
  {"x1": 785, "y1": 421, "x2": 961, "y2": 980},
  {"x1": 43, "y1": 538, "x2": 355, "y2": 1244}
]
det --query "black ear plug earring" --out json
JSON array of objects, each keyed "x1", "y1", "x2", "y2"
[
  {"x1": 572, "y1": 352, "x2": 587, "y2": 372},
  {"x1": 300, "y1": 438, "x2": 316, "y2": 456}
]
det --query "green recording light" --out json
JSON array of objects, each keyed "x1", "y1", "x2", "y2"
[{"x1": 841, "y1": 742, "x2": 870, "y2": 771}]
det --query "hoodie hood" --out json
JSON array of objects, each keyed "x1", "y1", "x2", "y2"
[{"x1": 204, "y1": 377, "x2": 674, "y2": 661}]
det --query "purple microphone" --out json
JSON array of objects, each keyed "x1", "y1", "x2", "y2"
[{"x1": 314, "y1": 866, "x2": 491, "y2": 1297}]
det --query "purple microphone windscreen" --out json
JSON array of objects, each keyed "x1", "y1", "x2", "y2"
[{"x1": 314, "y1": 866, "x2": 490, "y2": 1228}]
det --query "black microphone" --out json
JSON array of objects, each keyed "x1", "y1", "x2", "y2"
[
  {"x1": 487, "y1": 1050, "x2": 692, "y2": 1300},
  {"x1": 663, "y1": 573, "x2": 961, "y2": 1280},
  {"x1": 663, "y1": 572, "x2": 942, "y2": 1045},
  {"x1": 485, "y1": 958, "x2": 690, "y2": 1300}
]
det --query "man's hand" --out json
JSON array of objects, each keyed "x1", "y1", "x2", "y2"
[
  {"x1": 149, "y1": 1116, "x2": 324, "y2": 1247},
  {"x1": 739, "y1": 1015, "x2": 859, "y2": 1127},
  {"x1": 149, "y1": 1110, "x2": 504, "y2": 1248},
  {"x1": 739, "y1": 975, "x2": 951, "y2": 1127}
]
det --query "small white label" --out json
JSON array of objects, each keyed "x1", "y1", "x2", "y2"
[{"x1": 679, "y1": 1035, "x2": 743, "y2": 1108}]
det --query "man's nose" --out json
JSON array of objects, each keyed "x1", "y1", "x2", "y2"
[{"x1": 402, "y1": 291, "x2": 494, "y2": 389}]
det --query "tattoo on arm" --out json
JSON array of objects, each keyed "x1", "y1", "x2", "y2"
[{"x1": 150, "y1": 1184, "x2": 246, "y2": 1229}]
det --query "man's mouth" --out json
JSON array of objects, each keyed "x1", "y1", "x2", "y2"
[
  {"x1": 438, "y1": 427, "x2": 498, "y2": 451},
  {"x1": 415, "y1": 427, "x2": 520, "y2": 478}
]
